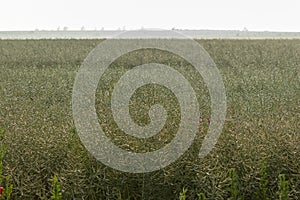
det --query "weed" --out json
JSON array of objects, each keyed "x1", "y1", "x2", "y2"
[
  {"x1": 198, "y1": 193, "x2": 206, "y2": 200},
  {"x1": 278, "y1": 174, "x2": 289, "y2": 200},
  {"x1": 179, "y1": 187, "x2": 188, "y2": 200},
  {"x1": 50, "y1": 174, "x2": 62, "y2": 200}
]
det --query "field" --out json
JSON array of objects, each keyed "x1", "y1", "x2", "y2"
[{"x1": 0, "y1": 39, "x2": 299, "y2": 199}]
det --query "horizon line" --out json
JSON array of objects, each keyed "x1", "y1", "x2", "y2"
[{"x1": 1, "y1": 29, "x2": 300, "y2": 33}]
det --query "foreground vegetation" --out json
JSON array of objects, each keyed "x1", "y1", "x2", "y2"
[{"x1": 0, "y1": 39, "x2": 299, "y2": 199}]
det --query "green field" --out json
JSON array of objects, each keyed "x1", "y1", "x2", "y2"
[{"x1": 0, "y1": 39, "x2": 299, "y2": 199}]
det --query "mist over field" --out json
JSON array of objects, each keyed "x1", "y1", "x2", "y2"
[
  {"x1": 1, "y1": 1, "x2": 299, "y2": 198},
  {"x1": 1, "y1": 30, "x2": 300, "y2": 39}
]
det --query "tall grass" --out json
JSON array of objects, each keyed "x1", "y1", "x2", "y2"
[
  {"x1": 0, "y1": 129, "x2": 13, "y2": 200},
  {"x1": 0, "y1": 39, "x2": 299, "y2": 199}
]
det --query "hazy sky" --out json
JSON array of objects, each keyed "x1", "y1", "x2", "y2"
[{"x1": 1, "y1": 0, "x2": 299, "y2": 31}]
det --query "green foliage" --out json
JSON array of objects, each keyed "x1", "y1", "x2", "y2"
[
  {"x1": 228, "y1": 168, "x2": 242, "y2": 200},
  {"x1": 179, "y1": 187, "x2": 188, "y2": 200},
  {"x1": 1, "y1": 177, "x2": 13, "y2": 200},
  {"x1": 0, "y1": 146, "x2": 4, "y2": 184},
  {"x1": 278, "y1": 174, "x2": 289, "y2": 200},
  {"x1": 117, "y1": 191, "x2": 122, "y2": 200},
  {"x1": 50, "y1": 174, "x2": 62, "y2": 200},
  {"x1": 254, "y1": 162, "x2": 270, "y2": 200},
  {"x1": 198, "y1": 193, "x2": 206, "y2": 200}
]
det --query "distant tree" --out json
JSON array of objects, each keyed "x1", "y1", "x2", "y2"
[
  {"x1": 81, "y1": 26, "x2": 85, "y2": 31},
  {"x1": 63, "y1": 26, "x2": 68, "y2": 31}
]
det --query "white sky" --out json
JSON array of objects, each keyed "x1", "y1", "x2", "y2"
[{"x1": 1, "y1": 0, "x2": 299, "y2": 32}]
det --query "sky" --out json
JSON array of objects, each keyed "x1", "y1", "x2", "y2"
[{"x1": 1, "y1": 0, "x2": 299, "y2": 32}]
